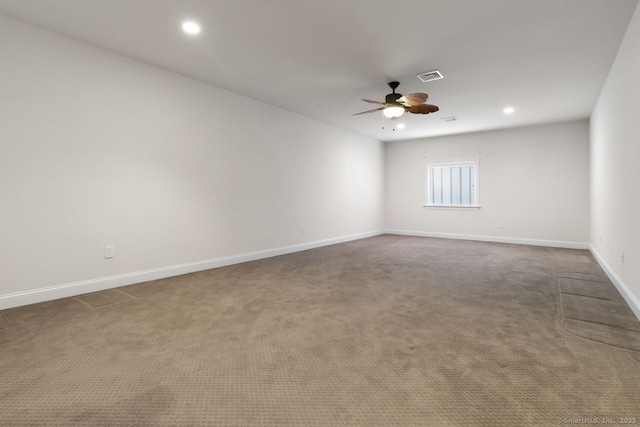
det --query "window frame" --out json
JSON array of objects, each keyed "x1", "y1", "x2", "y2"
[{"x1": 424, "y1": 159, "x2": 481, "y2": 209}]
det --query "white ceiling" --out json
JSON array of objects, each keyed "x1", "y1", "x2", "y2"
[{"x1": 0, "y1": 0, "x2": 637, "y2": 142}]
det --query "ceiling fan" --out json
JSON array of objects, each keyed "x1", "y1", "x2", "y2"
[{"x1": 352, "y1": 81, "x2": 439, "y2": 119}]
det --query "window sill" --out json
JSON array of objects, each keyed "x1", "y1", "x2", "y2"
[{"x1": 423, "y1": 205, "x2": 482, "y2": 210}]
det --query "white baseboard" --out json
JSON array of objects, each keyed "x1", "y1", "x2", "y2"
[
  {"x1": 590, "y1": 245, "x2": 640, "y2": 321},
  {"x1": 0, "y1": 230, "x2": 384, "y2": 310},
  {"x1": 384, "y1": 229, "x2": 590, "y2": 250}
]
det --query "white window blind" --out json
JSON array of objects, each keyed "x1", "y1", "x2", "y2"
[{"x1": 427, "y1": 162, "x2": 478, "y2": 206}]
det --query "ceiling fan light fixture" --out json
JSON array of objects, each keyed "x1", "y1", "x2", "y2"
[{"x1": 383, "y1": 106, "x2": 405, "y2": 119}]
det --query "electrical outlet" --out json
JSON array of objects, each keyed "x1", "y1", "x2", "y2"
[
  {"x1": 301, "y1": 225, "x2": 306, "y2": 233},
  {"x1": 105, "y1": 245, "x2": 115, "y2": 259},
  {"x1": 621, "y1": 252, "x2": 625, "y2": 264}
]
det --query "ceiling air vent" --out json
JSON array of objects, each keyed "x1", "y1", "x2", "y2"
[
  {"x1": 441, "y1": 116, "x2": 458, "y2": 123},
  {"x1": 417, "y1": 70, "x2": 444, "y2": 83}
]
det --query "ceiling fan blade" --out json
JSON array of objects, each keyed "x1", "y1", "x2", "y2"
[
  {"x1": 408, "y1": 104, "x2": 439, "y2": 114},
  {"x1": 351, "y1": 107, "x2": 385, "y2": 116},
  {"x1": 361, "y1": 98, "x2": 386, "y2": 105},
  {"x1": 399, "y1": 93, "x2": 429, "y2": 107}
]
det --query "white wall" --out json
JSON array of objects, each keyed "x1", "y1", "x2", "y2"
[
  {"x1": 590, "y1": 2, "x2": 640, "y2": 313},
  {"x1": 0, "y1": 14, "x2": 385, "y2": 301},
  {"x1": 385, "y1": 121, "x2": 590, "y2": 245}
]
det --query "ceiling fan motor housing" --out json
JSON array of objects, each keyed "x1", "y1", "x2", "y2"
[
  {"x1": 385, "y1": 93, "x2": 402, "y2": 105},
  {"x1": 386, "y1": 81, "x2": 402, "y2": 105}
]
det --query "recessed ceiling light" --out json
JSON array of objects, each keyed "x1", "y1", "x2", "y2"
[
  {"x1": 396, "y1": 123, "x2": 406, "y2": 129},
  {"x1": 182, "y1": 21, "x2": 201, "y2": 35},
  {"x1": 503, "y1": 107, "x2": 515, "y2": 115}
]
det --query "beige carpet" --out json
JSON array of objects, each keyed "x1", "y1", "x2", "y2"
[
  {"x1": 558, "y1": 273, "x2": 640, "y2": 351},
  {"x1": 1, "y1": 235, "x2": 639, "y2": 426}
]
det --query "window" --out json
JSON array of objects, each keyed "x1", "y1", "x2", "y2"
[{"x1": 426, "y1": 161, "x2": 479, "y2": 207}]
